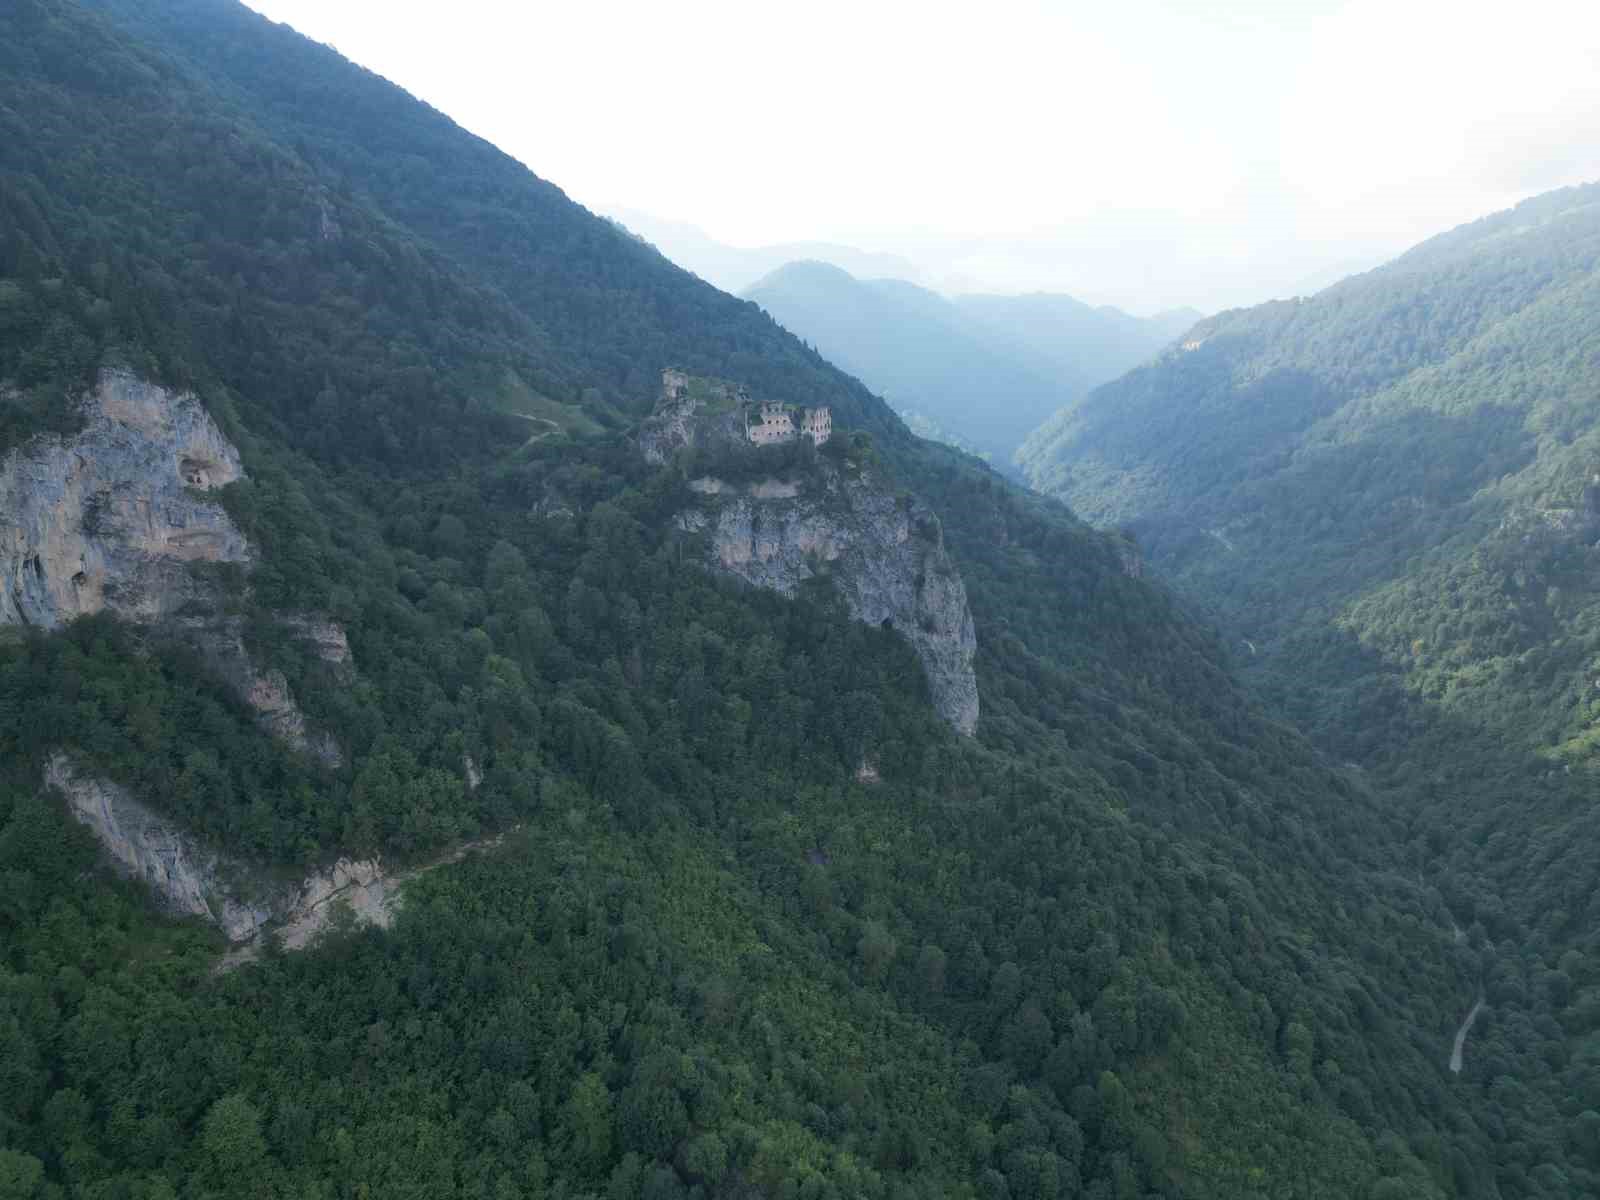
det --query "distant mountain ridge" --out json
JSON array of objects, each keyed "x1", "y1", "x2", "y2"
[
  {"x1": 743, "y1": 260, "x2": 1197, "y2": 465},
  {"x1": 606, "y1": 208, "x2": 923, "y2": 294},
  {"x1": 955, "y1": 292, "x2": 1201, "y2": 386}
]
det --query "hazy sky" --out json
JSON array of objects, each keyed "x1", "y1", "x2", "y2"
[{"x1": 241, "y1": 0, "x2": 1600, "y2": 313}]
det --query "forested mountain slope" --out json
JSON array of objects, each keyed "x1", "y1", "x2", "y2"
[
  {"x1": 742, "y1": 263, "x2": 1186, "y2": 466},
  {"x1": 0, "y1": 2, "x2": 1594, "y2": 1198},
  {"x1": 1019, "y1": 186, "x2": 1600, "y2": 1195},
  {"x1": 1018, "y1": 183, "x2": 1600, "y2": 770}
]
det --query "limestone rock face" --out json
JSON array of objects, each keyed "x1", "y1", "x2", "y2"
[
  {"x1": 645, "y1": 373, "x2": 978, "y2": 732},
  {"x1": 681, "y1": 468, "x2": 979, "y2": 735},
  {"x1": 2, "y1": 370, "x2": 346, "y2": 762},
  {"x1": 640, "y1": 386, "x2": 702, "y2": 465},
  {"x1": 283, "y1": 614, "x2": 354, "y2": 671},
  {"x1": 251, "y1": 668, "x2": 336, "y2": 762},
  {"x1": 275, "y1": 858, "x2": 393, "y2": 951},
  {"x1": 47, "y1": 753, "x2": 390, "y2": 944},
  {"x1": 48, "y1": 753, "x2": 274, "y2": 941},
  {"x1": 0, "y1": 370, "x2": 249, "y2": 627}
]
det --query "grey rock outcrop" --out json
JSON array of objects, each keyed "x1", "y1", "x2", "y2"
[
  {"x1": 638, "y1": 372, "x2": 748, "y2": 464},
  {"x1": 0, "y1": 370, "x2": 249, "y2": 627},
  {"x1": 2, "y1": 370, "x2": 344, "y2": 762},
  {"x1": 679, "y1": 468, "x2": 979, "y2": 734},
  {"x1": 274, "y1": 858, "x2": 392, "y2": 950},
  {"x1": 47, "y1": 753, "x2": 390, "y2": 944},
  {"x1": 176, "y1": 616, "x2": 345, "y2": 767},
  {"x1": 641, "y1": 384, "x2": 703, "y2": 465},
  {"x1": 283, "y1": 614, "x2": 354, "y2": 672},
  {"x1": 48, "y1": 753, "x2": 273, "y2": 941}
]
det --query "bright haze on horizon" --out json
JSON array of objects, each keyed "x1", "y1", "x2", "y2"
[{"x1": 240, "y1": 0, "x2": 1600, "y2": 314}]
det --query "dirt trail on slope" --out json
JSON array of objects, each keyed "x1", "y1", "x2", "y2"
[
  {"x1": 215, "y1": 828, "x2": 518, "y2": 972},
  {"x1": 512, "y1": 413, "x2": 562, "y2": 446},
  {"x1": 1450, "y1": 994, "x2": 1486, "y2": 1073}
]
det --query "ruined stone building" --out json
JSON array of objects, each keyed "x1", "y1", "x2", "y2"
[
  {"x1": 749, "y1": 402, "x2": 797, "y2": 445},
  {"x1": 800, "y1": 407, "x2": 832, "y2": 444},
  {"x1": 747, "y1": 402, "x2": 831, "y2": 447}
]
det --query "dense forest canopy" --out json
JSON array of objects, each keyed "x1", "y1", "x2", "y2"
[
  {"x1": 1016, "y1": 182, "x2": 1600, "y2": 782},
  {"x1": 1020, "y1": 180, "x2": 1600, "y2": 1196},
  {"x1": 0, "y1": 2, "x2": 1595, "y2": 1199}
]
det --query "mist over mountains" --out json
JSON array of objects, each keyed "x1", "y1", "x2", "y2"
[
  {"x1": 1018, "y1": 190, "x2": 1600, "y2": 1198},
  {"x1": 610, "y1": 212, "x2": 1203, "y2": 467},
  {"x1": 607, "y1": 208, "x2": 924, "y2": 296},
  {"x1": 742, "y1": 261, "x2": 1199, "y2": 465}
]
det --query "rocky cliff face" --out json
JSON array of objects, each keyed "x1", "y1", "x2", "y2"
[
  {"x1": 678, "y1": 467, "x2": 980, "y2": 734},
  {"x1": 176, "y1": 615, "x2": 345, "y2": 767},
  {"x1": 645, "y1": 371, "x2": 979, "y2": 732},
  {"x1": 46, "y1": 753, "x2": 390, "y2": 945},
  {"x1": 638, "y1": 373, "x2": 747, "y2": 465},
  {"x1": 3, "y1": 370, "x2": 344, "y2": 761},
  {"x1": 283, "y1": 614, "x2": 354, "y2": 671},
  {"x1": 0, "y1": 370, "x2": 249, "y2": 627},
  {"x1": 641, "y1": 386, "x2": 704, "y2": 465}
]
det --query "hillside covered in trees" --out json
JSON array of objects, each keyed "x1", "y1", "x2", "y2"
[
  {"x1": 1020, "y1": 181, "x2": 1600, "y2": 1194},
  {"x1": 1018, "y1": 184, "x2": 1600, "y2": 767},
  {"x1": 0, "y1": 3, "x2": 1596, "y2": 1199}
]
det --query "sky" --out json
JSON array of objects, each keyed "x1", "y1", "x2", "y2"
[{"x1": 240, "y1": 0, "x2": 1600, "y2": 313}]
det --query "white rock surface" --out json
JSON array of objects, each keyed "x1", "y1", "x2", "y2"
[
  {"x1": 2, "y1": 371, "x2": 346, "y2": 761},
  {"x1": 685, "y1": 467, "x2": 979, "y2": 734},
  {"x1": 48, "y1": 752, "x2": 389, "y2": 944},
  {"x1": 0, "y1": 370, "x2": 249, "y2": 627},
  {"x1": 47, "y1": 754, "x2": 273, "y2": 941}
]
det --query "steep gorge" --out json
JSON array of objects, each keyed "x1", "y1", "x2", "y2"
[{"x1": 0, "y1": 1, "x2": 1546, "y2": 1192}]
